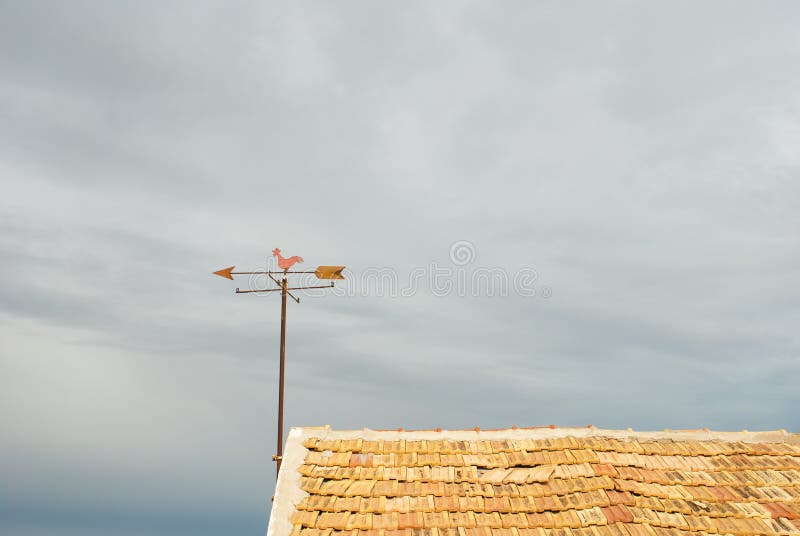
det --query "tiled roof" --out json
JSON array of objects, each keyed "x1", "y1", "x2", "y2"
[{"x1": 268, "y1": 427, "x2": 800, "y2": 536}]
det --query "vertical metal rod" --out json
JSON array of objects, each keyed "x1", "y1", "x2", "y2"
[{"x1": 276, "y1": 272, "x2": 287, "y2": 478}]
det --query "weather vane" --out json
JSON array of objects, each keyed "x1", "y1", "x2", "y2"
[{"x1": 214, "y1": 248, "x2": 345, "y2": 477}]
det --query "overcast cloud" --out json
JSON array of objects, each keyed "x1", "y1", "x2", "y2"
[{"x1": 2, "y1": 2, "x2": 800, "y2": 535}]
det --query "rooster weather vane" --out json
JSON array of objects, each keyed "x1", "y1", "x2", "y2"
[
  {"x1": 213, "y1": 248, "x2": 345, "y2": 478},
  {"x1": 272, "y1": 247, "x2": 303, "y2": 270}
]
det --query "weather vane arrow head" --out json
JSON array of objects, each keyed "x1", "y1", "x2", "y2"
[
  {"x1": 213, "y1": 266, "x2": 235, "y2": 280},
  {"x1": 315, "y1": 265, "x2": 346, "y2": 280}
]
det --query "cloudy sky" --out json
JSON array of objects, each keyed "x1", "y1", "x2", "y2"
[{"x1": 2, "y1": 1, "x2": 799, "y2": 535}]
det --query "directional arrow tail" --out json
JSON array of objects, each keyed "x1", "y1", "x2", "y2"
[{"x1": 315, "y1": 265, "x2": 346, "y2": 280}]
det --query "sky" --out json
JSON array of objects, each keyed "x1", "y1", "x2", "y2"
[{"x1": 1, "y1": 1, "x2": 799, "y2": 535}]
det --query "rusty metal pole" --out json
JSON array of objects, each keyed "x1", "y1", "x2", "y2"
[{"x1": 276, "y1": 272, "x2": 287, "y2": 478}]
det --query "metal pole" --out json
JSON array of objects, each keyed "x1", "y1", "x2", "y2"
[{"x1": 276, "y1": 272, "x2": 287, "y2": 478}]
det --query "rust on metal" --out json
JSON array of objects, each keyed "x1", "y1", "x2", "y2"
[
  {"x1": 277, "y1": 272, "x2": 287, "y2": 477},
  {"x1": 215, "y1": 269, "x2": 318, "y2": 275},
  {"x1": 269, "y1": 272, "x2": 300, "y2": 303},
  {"x1": 234, "y1": 283, "x2": 334, "y2": 294}
]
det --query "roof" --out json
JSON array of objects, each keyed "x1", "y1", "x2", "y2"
[{"x1": 268, "y1": 426, "x2": 800, "y2": 536}]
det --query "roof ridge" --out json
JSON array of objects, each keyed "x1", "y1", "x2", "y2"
[{"x1": 287, "y1": 425, "x2": 799, "y2": 443}]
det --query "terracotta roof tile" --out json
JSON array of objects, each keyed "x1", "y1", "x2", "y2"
[
  {"x1": 273, "y1": 428, "x2": 800, "y2": 536},
  {"x1": 525, "y1": 512, "x2": 554, "y2": 528},
  {"x1": 398, "y1": 512, "x2": 424, "y2": 529},
  {"x1": 316, "y1": 512, "x2": 351, "y2": 530},
  {"x1": 601, "y1": 506, "x2": 633, "y2": 524},
  {"x1": 576, "y1": 507, "x2": 607, "y2": 526},
  {"x1": 762, "y1": 502, "x2": 799, "y2": 520},
  {"x1": 605, "y1": 491, "x2": 634, "y2": 507},
  {"x1": 475, "y1": 512, "x2": 503, "y2": 528}
]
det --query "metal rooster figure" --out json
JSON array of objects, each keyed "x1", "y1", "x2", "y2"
[{"x1": 272, "y1": 247, "x2": 304, "y2": 271}]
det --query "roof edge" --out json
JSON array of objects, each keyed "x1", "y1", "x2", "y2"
[{"x1": 287, "y1": 425, "x2": 799, "y2": 443}]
